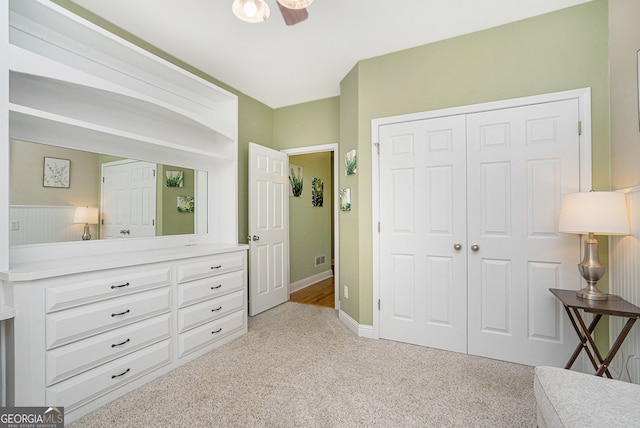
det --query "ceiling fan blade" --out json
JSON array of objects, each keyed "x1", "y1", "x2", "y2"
[{"x1": 277, "y1": 2, "x2": 308, "y2": 26}]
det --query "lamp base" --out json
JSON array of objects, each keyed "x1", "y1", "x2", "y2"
[
  {"x1": 575, "y1": 234, "x2": 608, "y2": 300},
  {"x1": 82, "y1": 224, "x2": 92, "y2": 241},
  {"x1": 576, "y1": 285, "x2": 609, "y2": 301}
]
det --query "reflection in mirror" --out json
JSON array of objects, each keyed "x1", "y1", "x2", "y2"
[{"x1": 9, "y1": 140, "x2": 207, "y2": 245}]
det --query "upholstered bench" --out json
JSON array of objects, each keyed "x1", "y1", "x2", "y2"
[{"x1": 534, "y1": 366, "x2": 640, "y2": 427}]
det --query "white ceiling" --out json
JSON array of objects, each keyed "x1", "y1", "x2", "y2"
[{"x1": 70, "y1": 0, "x2": 593, "y2": 109}]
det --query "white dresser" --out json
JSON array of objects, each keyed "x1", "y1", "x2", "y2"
[{"x1": 4, "y1": 246, "x2": 247, "y2": 420}]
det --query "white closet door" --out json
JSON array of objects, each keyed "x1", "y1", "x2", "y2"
[
  {"x1": 466, "y1": 99, "x2": 582, "y2": 366},
  {"x1": 378, "y1": 115, "x2": 468, "y2": 353}
]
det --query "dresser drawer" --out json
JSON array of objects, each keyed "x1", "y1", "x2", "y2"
[
  {"x1": 46, "y1": 314, "x2": 171, "y2": 386},
  {"x1": 46, "y1": 339, "x2": 171, "y2": 412},
  {"x1": 45, "y1": 266, "x2": 172, "y2": 313},
  {"x1": 178, "y1": 290, "x2": 244, "y2": 333},
  {"x1": 46, "y1": 287, "x2": 171, "y2": 349},
  {"x1": 178, "y1": 310, "x2": 245, "y2": 358},
  {"x1": 177, "y1": 269, "x2": 244, "y2": 308},
  {"x1": 176, "y1": 252, "x2": 245, "y2": 284}
]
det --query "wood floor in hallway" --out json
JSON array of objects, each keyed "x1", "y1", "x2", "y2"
[{"x1": 290, "y1": 277, "x2": 334, "y2": 308}]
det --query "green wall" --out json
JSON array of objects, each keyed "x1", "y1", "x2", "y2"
[
  {"x1": 341, "y1": 0, "x2": 610, "y2": 324},
  {"x1": 288, "y1": 153, "x2": 333, "y2": 283},
  {"x1": 338, "y1": 66, "x2": 361, "y2": 319},
  {"x1": 272, "y1": 97, "x2": 340, "y2": 150}
]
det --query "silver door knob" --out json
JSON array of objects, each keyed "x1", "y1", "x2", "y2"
[
  {"x1": 454, "y1": 243, "x2": 462, "y2": 251},
  {"x1": 252, "y1": 235, "x2": 260, "y2": 241},
  {"x1": 471, "y1": 244, "x2": 480, "y2": 252}
]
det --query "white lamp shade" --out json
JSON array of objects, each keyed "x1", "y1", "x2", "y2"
[
  {"x1": 232, "y1": 0, "x2": 270, "y2": 22},
  {"x1": 558, "y1": 191, "x2": 630, "y2": 235},
  {"x1": 73, "y1": 207, "x2": 99, "y2": 224},
  {"x1": 277, "y1": 0, "x2": 313, "y2": 9}
]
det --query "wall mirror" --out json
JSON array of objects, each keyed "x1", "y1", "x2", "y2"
[{"x1": 9, "y1": 139, "x2": 208, "y2": 246}]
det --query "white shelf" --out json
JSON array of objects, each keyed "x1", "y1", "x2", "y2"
[
  {"x1": 9, "y1": 105, "x2": 236, "y2": 168},
  {"x1": 0, "y1": 305, "x2": 15, "y2": 321}
]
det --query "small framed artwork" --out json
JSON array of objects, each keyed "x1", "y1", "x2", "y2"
[
  {"x1": 43, "y1": 157, "x2": 70, "y2": 188},
  {"x1": 289, "y1": 164, "x2": 303, "y2": 197},
  {"x1": 345, "y1": 149, "x2": 357, "y2": 175},
  {"x1": 312, "y1": 178, "x2": 323, "y2": 207},
  {"x1": 339, "y1": 188, "x2": 351, "y2": 212},
  {"x1": 177, "y1": 196, "x2": 194, "y2": 213},
  {"x1": 165, "y1": 170, "x2": 184, "y2": 187}
]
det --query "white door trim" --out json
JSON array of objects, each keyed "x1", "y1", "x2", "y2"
[
  {"x1": 282, "y1": 143, "x2": 340, "y2": 310},
  {"x1": 371, "y1": 88, "x2": 592, "y2": 340}
]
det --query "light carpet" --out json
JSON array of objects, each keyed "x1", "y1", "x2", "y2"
[{"x1": 69, "y1": 302, "x2": 536, "y2": 427}]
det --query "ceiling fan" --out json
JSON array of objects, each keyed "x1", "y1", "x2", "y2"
[{"x1": 232, "y1": 0, "x2": 312, "y2": 26}]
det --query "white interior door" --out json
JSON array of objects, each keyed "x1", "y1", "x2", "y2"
[
  {"x1": 378, "y1": 97, "x2": 584, "y2": 366},
  {"x1": 101, "y1": 160, "x2": 156, "y2": 239},
  {"x1": 248, "y1": 142, "x2": 289, "y2": 316},
  {"x1": 466, "y1": 99, "x2": 582, "y2": 367},
  {"x1": 378, "y1": 116, "x2": 468, "y2": 353}
]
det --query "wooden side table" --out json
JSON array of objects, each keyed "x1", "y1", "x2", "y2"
[{"x1": 550, "y1": 288, "x2": 640, "y2": 377}]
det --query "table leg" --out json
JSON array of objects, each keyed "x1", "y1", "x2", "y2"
[
  {"x1": 595, "y1": 318, "x2": 638, "y2": 377},
  {"x1": 573, "y1": 309, "x2": 613, "y2": 378},
  {"x1": 563, "y1": 305, "x2": 602, "y2": 372}
]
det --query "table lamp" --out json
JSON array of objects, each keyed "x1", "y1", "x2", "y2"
[
  {"x1": 558, "y1": 191, "x2": 630, "y2": 300},
  {"x1": 73, "y1": 206, "x2": 99, "y2": 240}
]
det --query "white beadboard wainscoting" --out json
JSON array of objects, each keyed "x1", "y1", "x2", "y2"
[
  {"x1": 9, "y1": 205, "x2": 93, "y2": 246},
  {"x1": 610, "y1": 187, "x2": 640, "y2": 384}
]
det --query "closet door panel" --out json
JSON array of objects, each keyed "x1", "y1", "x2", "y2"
[
  {"x1": 379, "y1": 115, "x2": 467, "y2": 353},
  {"x1": 467, "y1": 99, "x2": 582, "y2": 367}
]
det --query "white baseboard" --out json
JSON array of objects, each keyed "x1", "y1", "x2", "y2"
[
  {"x1": 289, "y1": 269, "x2": 333, "y2": 293},
  {"x1": 339, "y1": 310, "x2": 374, "y2": 339}
]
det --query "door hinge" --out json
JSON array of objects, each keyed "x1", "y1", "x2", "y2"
[
  {"x1": 378, "y1": 299, "x2": 381, "y2": 310},
  {"x1": 378, "y1": 221, "x2": 380, "y2": 233},
  {"x1": 375, "y1": 143, "x2": 380, "y2": 155},
  {"x1": 578, "y1": 121, "x2": 582, "y2": 136},
  {"x1": 102, "y1": 176, "x2": 104, "y2": 183},
  {"x1": 153, "y1": 169, "x2": 156, "y2": 177},
  {"x1": 152, "y1": 219, "x2": 155, "y2": 226}
]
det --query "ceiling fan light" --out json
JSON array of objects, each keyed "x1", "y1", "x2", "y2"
[
  {"x1": 232, "y1": 0, "x2": 270, "y2": 23},
  {"x1": 277, "y1": 0, "x2": 313, "y2": 10},
  {"x1": 243, "y1": 1, "x2": 257, "y2": 17}
]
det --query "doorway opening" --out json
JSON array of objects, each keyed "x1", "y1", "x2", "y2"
[{"x1": 282, "y1": 144, "x2": 340, "y2": 310}]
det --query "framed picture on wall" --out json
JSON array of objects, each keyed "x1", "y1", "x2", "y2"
[
  {"x1": 312, "y1": 178, "x2": 323, "y2": 207},
  {"x1": 43, "y1": 157, "x2": 70, "y2": 188},
  {"x1": 289, "y1": 164, "x2": 303, "y2": 197},
  {"x1": 165, "y1": 170, "x2": 184, "y2": 187}
]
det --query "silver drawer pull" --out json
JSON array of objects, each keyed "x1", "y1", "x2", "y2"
[
  {"x1": 210, "y1": 265, "x2": 223, "y2": 270},
  {"x1": 111, "y1": 368, "x2": 130, "y2": 379},
  {"x1": 111, "y1": 282, "x2": 130, "y2": 290},
  {"x1": 111, "y1": 309, "x2": 130, "y2": 317},
  {"x1": 211, "y1": 328, "x2": 222, "y2": 334},
  {"x1": 111, "y1": 338, "x2": 131, "y2": 348},
  {"x1": 211, "y1": 284, "x2": 222, "y2": 290},
  {"x1": 211, "y1": 306, "x2": 223, "y2": 312}
]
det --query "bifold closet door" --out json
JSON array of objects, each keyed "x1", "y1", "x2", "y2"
[
  {"x1": 378, "y1": 115, "x2": 468, "y2": 353},
  {"x1": 466, "y1": 99, "x2": 582, "y2": 367},
  {"x1": 378, "y1": 98, "x2": 583, "y2": 366}
]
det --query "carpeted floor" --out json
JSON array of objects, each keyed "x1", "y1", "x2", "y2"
[{"x1": 69, "y1": 302, "x2": 536, "y2": 427}]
